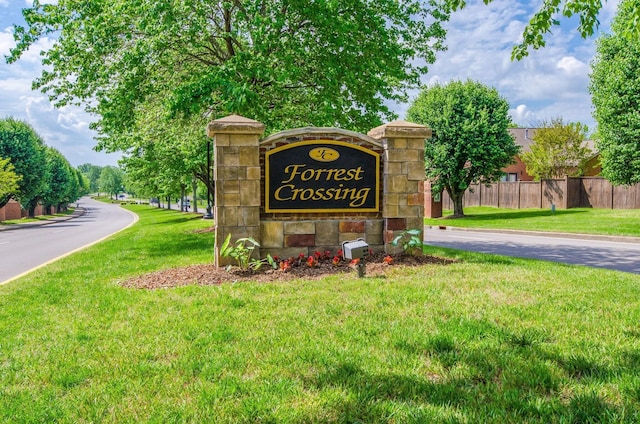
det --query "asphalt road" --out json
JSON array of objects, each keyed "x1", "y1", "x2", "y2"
[
  {"x1": 423, "y1": 227, "x2": 640, "y2": 274},
  {"x1": 0, "y1": 197, "x2": 137, "y2": 284}
]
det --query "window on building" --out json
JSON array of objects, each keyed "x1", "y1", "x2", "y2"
[{"x1": 500, "y1": 173, "x2": 518, "y2": 182}]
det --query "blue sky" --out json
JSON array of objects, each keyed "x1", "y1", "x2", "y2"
[{"x1": 0, "y1": 0, "x2": 619, "y2": 167}]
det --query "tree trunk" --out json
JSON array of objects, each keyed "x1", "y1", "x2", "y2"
[
  {"x1": 192, "y1": 178, "x2": 198, "y2": 213},
  {"x1": 448, "y1": 187, "x2": 465, "y2": 217}
]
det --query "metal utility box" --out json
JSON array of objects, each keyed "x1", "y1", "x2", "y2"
[{"x1": 342, "y1": 239, "x2": 370, "y2": 260}]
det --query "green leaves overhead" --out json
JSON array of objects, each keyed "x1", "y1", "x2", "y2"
[{"x1": 9, "y1": 0, "x2": 450, "y2": 140}]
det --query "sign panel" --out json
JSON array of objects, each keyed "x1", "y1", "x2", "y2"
[{"x1": 265, "y1": 140, "x2": 380, "y2": 213}]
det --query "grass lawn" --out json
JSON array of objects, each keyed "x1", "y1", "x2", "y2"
[
  {"x1": 425, "y1": 207, "x2": 640, "y2": 237},
  {"x1": 1, "y1": 205, "x2": 640, "y2": 423},
  {"x1": 0, "y1": 208, "x2": 76, "y2": 225}
]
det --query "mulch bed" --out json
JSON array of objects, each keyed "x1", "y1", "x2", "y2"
[{"x1": 121, "y1": 252, "x2": 456, "y2": 290}]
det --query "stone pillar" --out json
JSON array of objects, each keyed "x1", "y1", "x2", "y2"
[
  {"x1": 368, "y1": 120, "x2": 431, "y2": 253},
  {"x1": 207, "y1": 115, "x2": 265, "y2": 267}
]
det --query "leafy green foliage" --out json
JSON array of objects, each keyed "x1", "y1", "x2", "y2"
[
  {"x1": 7, "y1": 0, "x2": 450, "y2": 142},
  {"x1": 590, "y1": 0, "x2": 640, "y2": 185},
  {"x1": 0, "y1": 118, "x2": 46, "y2": 210},
  {"x1": 521, "y1": 118, "x2": 592, "y2": 180},
  {"x1": 407, "y1": 80, "x2": 519, "y2": 217},
  {"x1": 391, "y1": 229, "x2": 424, "y2": 255},
  {"x1": 78, "y1": 163, "x2": 103, "y2": 193},
  {"x1": 98, "y1": 166, "x2": 124, "y2": 199},
  {"x1": 220, "y1": 233, "x2": 275, "y2": 271},
  {"x1": 42, "y1": 147, "x2": 79, "y2": 210},
  {"x1": 0, "y1": 156, "x2": 21, "y2": 200}
]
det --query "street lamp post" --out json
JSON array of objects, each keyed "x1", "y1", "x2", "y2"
[{"x1": 203, "y1": 138, "x2": 213, "y2": 219}]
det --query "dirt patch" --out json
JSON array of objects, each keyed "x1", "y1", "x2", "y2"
[{"x1": 121, "y1": 252, "x2": 456, "y2": 290}]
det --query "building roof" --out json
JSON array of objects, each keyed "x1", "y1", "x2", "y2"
[{"x1": 508, "y1": 128, "x2": 597, "y2": 156}]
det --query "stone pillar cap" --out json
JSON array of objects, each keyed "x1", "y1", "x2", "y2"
[
  {"x1": 207, "y1": 115, "x2": 265, "y2": 137},
  {"x1": 368, "y1": 120, "x2": 432, "y2": 139}
]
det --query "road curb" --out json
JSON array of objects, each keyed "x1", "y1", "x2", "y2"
[
  {"x1": 0, "y1": 207, "x2": 86, "y2": 232},
  {"x1": 425, "y1": 225, "x2": 640, "y2": 244}
]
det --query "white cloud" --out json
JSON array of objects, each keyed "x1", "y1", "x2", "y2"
[
  {"x1": 392, "y1": 0, "x2": 618, "y2": 131},
  {"x1": 510, "y1": 104, "x2": 537, "y2": 125},
  {"x1": 0, "y1": 26, "x2": 14, "y2": 56},
  {"x1": 557, "y1": 56, "x2": 589, "y2": 75},
  {"x1": 0, "y1": 3, "x2": 117, "y2": 167}
]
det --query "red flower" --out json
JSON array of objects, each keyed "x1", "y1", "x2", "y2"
[
  {"x1": 332, "y1": 255, "x2": 341, "y2": 266},
  {"x1": 350, "y1": 258, "x2": 360, "y2": 266},
  {"x1": 324, "y1": 250, "x2": 332, "y2": 260},
  {"x1": 383, "y1": 255, "x2": 393, "y2": 265},
  {"x1": 306, "y1": 256, "x2": 317, "y2": 267},
  {"x1": 280, "y1": 260, "x2": 291, "y2": 271},
  {"x1": 314, "y1": 251, "x2": 322, "y2": 259}
]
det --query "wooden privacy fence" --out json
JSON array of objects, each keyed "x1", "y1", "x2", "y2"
[{"x1": 440, "y1": 177, "x2": 640, "y2": 210}]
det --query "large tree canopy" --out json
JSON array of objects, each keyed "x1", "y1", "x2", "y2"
[
  {"x1": 0, "y1": 118, "x2": 46, "y2": 210},
  {"x1": 98, "y1": 166, "x2": 124, "y2": 199},
  {"x1": 42, "y1": 146, "x2": 80, "y2": 210},
  {"x1": 8, "y1": 0, "x2": 449, "y2": 140},
  {"x1": 0, "y1": 157, "x2": 21, "y2": 201},
  {"x1": 521, "y1": 118, "x2": 592, "y2": 180},
  {"x1": 407, "y1": 80, "x2": 518, "y2": 217},
  {"x1": 590, "y1": 0, "x2": 640, "y2": 186}
]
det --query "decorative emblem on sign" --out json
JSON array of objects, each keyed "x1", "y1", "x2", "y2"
[
  {"x1": 265, "y1": 140, "x2": 380, "y2": 213},
  {"x1": 309, "y1": 147, "x2": 340, "y2": 162}
]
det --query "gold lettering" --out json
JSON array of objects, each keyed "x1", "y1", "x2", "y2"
[
  {"x1": 281, "y1": 164, "x2": 365, "y2": 183},
  {"x1": 274, "y1": 184, "x2": 294, "y2": 200},
  {"x1": 349, "y1": 188, "x2": 370, "y2": 207},
  {"x1": 281, "y1": 164, "x2": 306, "y2": 184},
  {"x1": 347, "y1": 167, "x2": 364, "y2": 180},
  {"x1": 273, "y1": 183, "x2": 371, "y2": 208}
]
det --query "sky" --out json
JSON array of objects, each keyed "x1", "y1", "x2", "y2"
[{"x1": 0, "y1": 0, "x2": 620, "y2": 168}]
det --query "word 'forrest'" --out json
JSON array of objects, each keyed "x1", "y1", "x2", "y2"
[{"x1": 207, "y1": 115, "x2": 432, "y2": 267}]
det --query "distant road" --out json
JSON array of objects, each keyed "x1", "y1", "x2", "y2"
[
  {"x1": 423, "y1": 227, "x2": 640, "y2": 274},
  {"x1": 0, "y1": 197, "x2": 136, "y2": 284}
]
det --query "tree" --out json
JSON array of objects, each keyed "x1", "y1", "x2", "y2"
[
  {"x1": 42, "y1": 147, "x2": 79, "y2": 211},
  {"x1": 7, "y1": 1, "x2": 453, "y2": 203},
  {"x1": 0, "y1": 118, "x2": 47, "y2": 213},
  {"x1": 8, "y1": 1, "x2": 449, "y2": 139},
  {"x1": 590, "y1": 0, "x2": 640, "y2": 186},
  {"x1": 0, "y1": 157, "x2": 21, "y2": 201},
  {"x1": 78, "y1": 163, "x2": 103, "y2": 193},
  {"x1": 447, "y1": 0, "x2": 640, "y2": 60},
  {"x1": 407, "y1": 80, "x2": 519, "y2": 217},
  {"x1": 521, "y1": 118, "x2": 592, "y2": 180},
  {"x1": 98, "y1": 166, "x2": 124, "y2": 199},
  {"x1": 75, "y1": 169, "x2": 90, "y2": 198}
]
